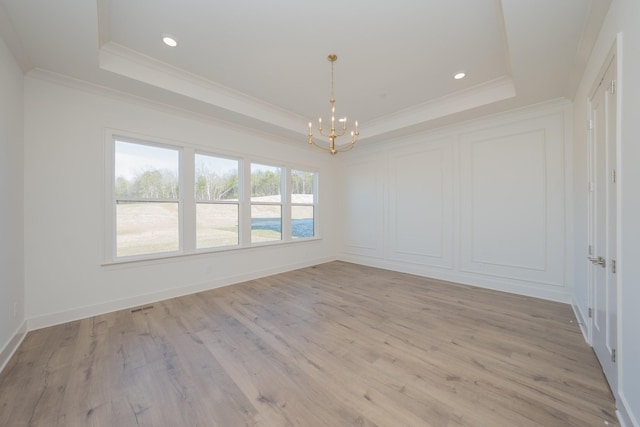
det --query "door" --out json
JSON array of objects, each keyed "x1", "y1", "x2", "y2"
[{"x1": 588, "y1": 54, "x2": 617, "y2": 392}]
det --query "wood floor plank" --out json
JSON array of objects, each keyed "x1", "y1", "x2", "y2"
[
  {"x1": 0, "y1": 261, "x2": 618, "y2": 426},
  {"x1": 0, "y1": 321, "x2": 80, "y2": 427},
  {"x1": 56, "y1": 316, "x2": 111, "y2": 427}
]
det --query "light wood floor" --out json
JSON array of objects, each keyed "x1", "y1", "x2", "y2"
[{"x1": 0, "y1": 262, "x2": 617, "y2": 426}]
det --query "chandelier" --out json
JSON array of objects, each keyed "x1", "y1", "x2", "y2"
[{"x1": 308, "y1": 54, "x2": 359, "y2": 155}]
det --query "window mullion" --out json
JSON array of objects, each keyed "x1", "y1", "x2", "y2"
[
  {"x1": 182, "y1": 146, "x2": 196, "y2": 253},
  {"x1": 114, "y1": 197, "x2": 180, "y2": 203},
  {"x1": 241, "y1": 159, "x2": 252, "y2": 247},
  {"x1": 282, "y1": 167, "x2": 291, "y2": 242},
  {"x1": 314, "y1": 172, "x2": 319, "y2": 238},
  {"x1": 105, "y1": 137, "x2": 116, "y2": 262}
]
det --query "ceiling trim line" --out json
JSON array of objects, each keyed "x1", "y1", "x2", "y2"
[
  {"x1": 98, "y1": 42, "x2": 307, "y2": 134},
  {"x1": 25, "y1": 67, "x2": 305, "y2": 146},
  {"x1": 0, "y1": 1, "x2": 32, "y2": 72},
  {"x1": 361, "y1": 76, "x2": 516, "y2": 140}
]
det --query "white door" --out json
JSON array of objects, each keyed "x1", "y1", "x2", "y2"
[{"x1": 588, "y1": 55, "x2": 617, "y2": 392}]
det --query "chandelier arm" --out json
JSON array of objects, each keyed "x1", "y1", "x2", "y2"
[
  {"x1": 317, "y1": 128, "x2": 331, "y2": 137},
  {"x1": 309, "y1": 138, "x2": 339, "y2": 154},
  {"x1": 333, "y1": 142, "x2": 356, "y2": 153},
  {"x1": 318, "y1": 129, "x2": 348, "y2": 138},
  {"x1": 308, "y1": 135, "x2": 358, "y2": 151}
]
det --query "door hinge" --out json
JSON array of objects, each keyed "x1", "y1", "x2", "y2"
[
  {"x1": 588, "y1": 245, "x2": 593, "y2": 255},
  {"x1": 612, "y1": 349, "x2": 616, "y2": 363},
  {"x1": 612, "y1": 169, "x2": 617, "y2": 184},
  {"x1": 588, "y1": 307, "x2": 593, "y2": 318},
  {"x1": 611, "y1": 80, "x2": 616, "y2": 95},
  {"x1": 588, "y1": 119, "x2": 593, "y2": 130},
  {"x1": 612, "y1": 259, "x2": 616, "y2": 274}
]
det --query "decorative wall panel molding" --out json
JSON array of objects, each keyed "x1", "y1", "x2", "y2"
[
  {"x1": 388, "y1": 139, "x2": 453, "y2": 268},
  {"x1": 341, "y1": 158, "x2": 384, "y2": 258},
  {"x1": 459, "y1": 114, "x2": 565, "y2": 287},
  {"x1": 339, "y1": 101, "x2": 571, "y2": 301}
]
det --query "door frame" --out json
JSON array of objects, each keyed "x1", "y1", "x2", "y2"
[{"x1": 586, "y1": 35, "x2": 622, "y2": 400}]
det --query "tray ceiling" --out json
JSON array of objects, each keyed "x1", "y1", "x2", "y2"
[{"x1": 0, "y1": 0, "x2": 611, "y2": 143}]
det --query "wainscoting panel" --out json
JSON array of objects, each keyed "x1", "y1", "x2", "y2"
[
  {"x1": 388, "y1": 139, "x2": 453, "y2": 268},
  {"x1": 338, "y1": 101, "x2": 571, "y2": 302},
  {"x1": 459, "y1": 113, "x2": 565, "y2": 287},
  {"x1": 341, "y1": 157, "x2": 384, "y2": 258}
]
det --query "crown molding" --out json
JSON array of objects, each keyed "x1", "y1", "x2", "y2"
[
  {"x1": 0, "y1": 1, "x2": 32, "y2": 73},
  {"x1": 566, "y1": 0, "x2": 613, "y2": 99},
  {"x1": 98, "y1": 43, "x2": 521, "y2": 144},
  {"x1": 361, "y1": 75, "x2": 516, "y2": 140},
  {"x1": 25, "y1": 67, "x2": 305, "y2": 147},
  {"x1": 99, "y1": 42, "x2": 307, "y2": 135}
]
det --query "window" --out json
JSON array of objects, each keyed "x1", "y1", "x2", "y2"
[
  {"x1": 114, "y1": 139, "x2": 180, "y2": 258},
  {"x1": 195, "y1": 154, "x2": 239, "y2": 249},
  {"x1": 291, "y1": 170, "x2": 316, "y2": 239},
  {"x1": 108, "y1": 133, "x2": 318, "y2": 262},
  {"x1": 250, "y1": 163, "x2": 282, "y2": 243}
]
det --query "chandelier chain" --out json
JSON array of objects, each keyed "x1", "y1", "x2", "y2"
[{"x1": 330, "y1": 58, "x2": 335, "y2": 103}]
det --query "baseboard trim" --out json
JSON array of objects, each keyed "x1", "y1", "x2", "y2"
[
  {"x1": 0, "y1": 320, "x2": 27, "y2": 374},
  {"x1": 617, "y1": 391, "x2": 639, "y2": 427},
  {"x1": 571, "y1": 297, "x2": 590, "y2": 344},
  {"x1": 339, "y1": 254, "x2": 571, "y2": 303},
  {"x1": 27, "y1": 256, "x2": 336, "y2": 331}
]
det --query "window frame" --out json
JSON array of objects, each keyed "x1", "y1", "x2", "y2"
[
  {"x1": 104, "y1": 130, "x2": 320, "y2": 265},
  {"x1": 194, "y1": 151, "x2": 242, "y2": 251},
  {"x1": 290, "y1": 169, "x2": 317, "y2": 240},
  {"x1": 249, "y1": 162, "x2": 284, "y2": 245},
  {"x1": 109, "y1": 136, "x2": 184, "y2": 261}
]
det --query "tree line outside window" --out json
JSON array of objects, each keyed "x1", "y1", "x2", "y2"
[{"x1": 112, "y1": 138, "x2": 317, "y2": 259}]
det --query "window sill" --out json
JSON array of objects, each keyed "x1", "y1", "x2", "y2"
[{"x1": 101, "y1": 237, "x2": 323, "y2": 268}]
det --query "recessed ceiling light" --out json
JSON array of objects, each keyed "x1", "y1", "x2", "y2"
[
  {"x1": 454, "y1": 72, "x2": 466, "y2": 80},
  {"x1": 162, "y1": 34, "x2": 178, "y2": 47}
]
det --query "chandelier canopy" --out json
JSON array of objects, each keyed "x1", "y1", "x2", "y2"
[{"x1": 308, "y1": 54, "x2": 359, "y2": 155}]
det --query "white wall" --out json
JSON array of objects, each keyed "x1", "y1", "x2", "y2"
[
  {"x1": 572, "y1": 0, "x2": 640, "y2": 425},
  {"x1": 337, "y1": 100, "x2": 572, "y2": 302},
  {"x1": 23, "y1": 73, "x2": 338, "y2": 328},
  {"x1": 0, "y1": 35, "x2": 26, "y2": 369}
]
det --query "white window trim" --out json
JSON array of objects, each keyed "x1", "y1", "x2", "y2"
[
  {"x1": 103, "y1": 129, "x2": 321, "y2": 265},
  {"x1": 194, "y1": 150, "x2": 243, "y2": 251},
  {"x1": 105, "y1": 133, "x2": 184, "y2": 262},
  {"x1": 290, "y1": 170, "x2": 318, "y2": 240},
  {"x1": 248, "y1": 161, "x2": 285, "y2": 245}
]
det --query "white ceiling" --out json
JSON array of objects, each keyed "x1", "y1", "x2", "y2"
[{"x1": 0, "y1": 0, "x2": 611, "y2": 144}]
